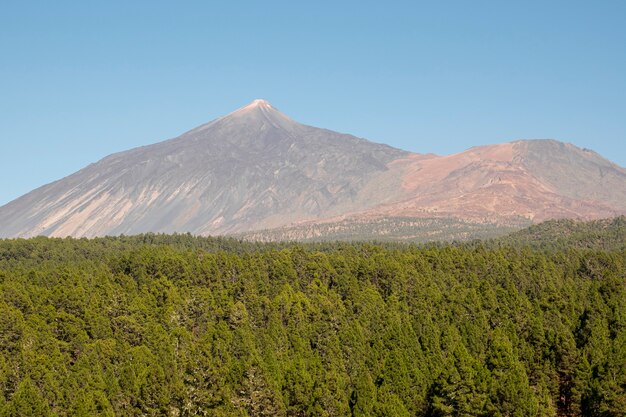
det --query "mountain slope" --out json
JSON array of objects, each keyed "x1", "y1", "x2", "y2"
[
  {"x1": 0, "y1": 100, "x2": 625, "y2": 240},
  {"x1": 237, "y1": 141, "x2": 626, "y2": 242},
  {"x1": 0, "y1": 100, "x2": 407, "y2": 237},
  {"x1": 356, "y1": 140, "x2": 626, "y2": 222},
  {"x1": 496, "y1": 215, "x2": 626, "y2": 251}
]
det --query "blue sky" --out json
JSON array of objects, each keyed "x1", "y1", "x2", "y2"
[{"x1": 1, "y1": 1, "x2": 625, "y2": 205}]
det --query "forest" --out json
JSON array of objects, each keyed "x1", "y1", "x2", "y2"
[{"x1": 0, "y1": 225, "x2": 625, "y2": 416}]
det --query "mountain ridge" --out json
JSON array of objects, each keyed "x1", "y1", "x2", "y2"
[
  {"x1": 1, "y1": 100, "x2": 625, "y2": 240},
  {"x1": 0, "y1": 100, "x2": 409, "y2": 237}
]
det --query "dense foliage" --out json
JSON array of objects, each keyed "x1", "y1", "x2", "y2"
[
  {"x1": 0, "y1": 234, "x2": 625, "y2": 416},
  {"x1": 496, "y1": 216, "x2": 626, "y2": 252}
]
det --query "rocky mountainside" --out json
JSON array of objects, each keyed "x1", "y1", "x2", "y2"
[
  {"x1": 0, "y1": 100, "x2": 407, "y2": 237},
  {"x1": 364, "y1": 140, "x2": 626, "y2": 222},
  {"x1": 1, "y1": 100, "x2": 625, "y2": 240},
  {"x1": 242, "y1": 140, "x2": 626, "y2": 242}
]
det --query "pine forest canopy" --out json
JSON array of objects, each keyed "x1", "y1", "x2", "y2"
[{"x1": 0, "y1": 219, "x2": 625, "y2": 416}]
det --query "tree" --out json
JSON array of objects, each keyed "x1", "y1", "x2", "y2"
[
  {"x1": 1, "y1": 378, "x2": 51, "y2": 417},
  {"x1": 486, "y1": 330, "x2": 538, "y2": 416}
]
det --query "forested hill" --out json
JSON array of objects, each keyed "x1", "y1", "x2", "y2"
[
  {"x1": 496, "y1": 216, "x2": 626, "y2": 251},
  {"x1": 0, "y1": 236, "x2": 625, "y2": 416}
]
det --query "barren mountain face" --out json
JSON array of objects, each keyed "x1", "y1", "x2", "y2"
[
  {"x1": 362, "y1": 140, "x2": 626, "y2": 223},
  {"x1": 0, "y1": 100, "x2": 625, "y2": 239},
  {"x1": 0, "y1": 100, "x2": 408, "y2": 237}
]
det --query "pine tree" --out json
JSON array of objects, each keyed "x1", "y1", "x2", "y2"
[{"x1": 1, "y1": 378, "x2": 52, "y2": 417}]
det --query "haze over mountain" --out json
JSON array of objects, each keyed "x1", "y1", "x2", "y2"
[{"x1": 1, "y1": 100, "x2": 625, "y2": 239}]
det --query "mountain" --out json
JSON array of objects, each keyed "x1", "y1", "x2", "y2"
[
  {"x1": 0, "y1": 100, "x2": 408, "y2": 237},
  {"x1": 358, "y1": 140, "x2": 626, "y2": 222},
  {"x1": 241, "y1": 140, "x2": 626, "y2": 242},
  {"x1": 1, "y1": 100, "x2": 625, "y2": 239}
]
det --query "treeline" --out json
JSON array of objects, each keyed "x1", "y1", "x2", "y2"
[
  {"x1": 0, "y1": 235, "x2": 625, "y2": 416},
  {"x1": 495, "y1": 216, "x2": 626, "y2": 252},
  {"x1": 238, "y1": 217, "x2": 523, "y2": 243}
]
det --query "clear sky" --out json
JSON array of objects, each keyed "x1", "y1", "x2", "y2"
[{"x1": 1, "y1": 1, "x2": 625, "y2": 205}]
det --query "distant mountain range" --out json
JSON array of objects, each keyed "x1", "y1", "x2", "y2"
[{"x1": 1, "y1": 99, "x2": 625, "y2": 240}]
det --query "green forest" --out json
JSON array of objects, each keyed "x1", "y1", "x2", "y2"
[
  {"x1": 494, "y1": 216, "x2": 626, "y2": 252},
  {"x1": 0, "y1": 227, "x2": 625, "y2": 416}
]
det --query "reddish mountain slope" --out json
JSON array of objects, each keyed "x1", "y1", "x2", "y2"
[
  {"x1": 243, "y1": 141, "x2": 626, "y2": 242},
  {"x1": 368, "y1": 140, "x2": 626, "y2": 222}
]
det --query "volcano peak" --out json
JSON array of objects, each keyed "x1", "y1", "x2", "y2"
[{"x1": 249, "y1": 98, "x2": 271, "y2": 107}]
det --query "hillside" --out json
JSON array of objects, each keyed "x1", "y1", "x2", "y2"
[
  {"x1": 1, "y1": 100, "x2": 625, "y2": 240},
  {"x1": 0, "y1": 100, "x2": 408, "y2": 238},
  {"x1": 497, "y1": 216, "x2": 626, "y2": 251},
  {"x1": 358, "y1": 140, "x2": 626, "y2": 223},
  {"x1": 239, "y1": 216, "x2": 527, "y2": 243}
]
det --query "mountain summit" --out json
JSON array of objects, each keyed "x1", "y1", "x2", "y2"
[
  {"x1": 197, "y1": 99, "x2": 296, "y2": 134},
  {"x1": 1, "y1": 100, "x2": 625, "y2": 239}
]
